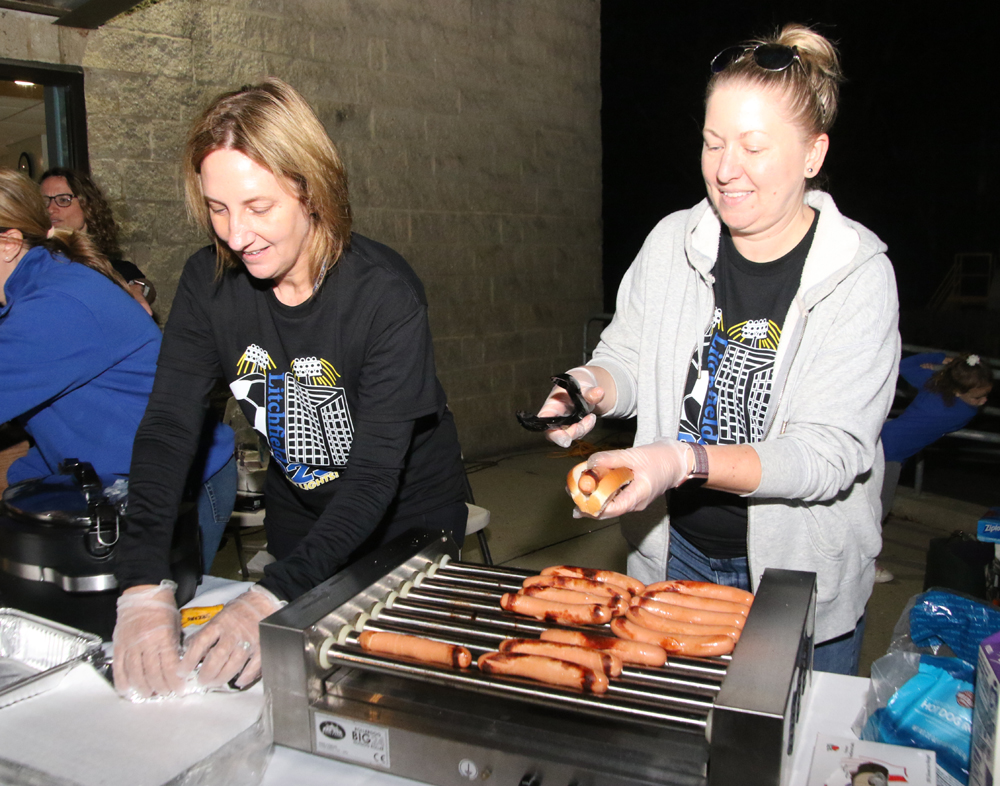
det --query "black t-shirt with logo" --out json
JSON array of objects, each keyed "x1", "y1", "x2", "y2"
[
  {"x1": 671, "y1": 213, "x2": 818, "y2": 558},
  {"x1": 118, "y1": 234, "x2": 466, "y2": 600}
]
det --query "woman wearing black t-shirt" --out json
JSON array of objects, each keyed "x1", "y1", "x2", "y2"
[
  {"x1": 112, "y1": 79, "x2": 467, "y2": 699},
  {"x1": 532, "y1": 25, "x2": 900, "y2": 674}
]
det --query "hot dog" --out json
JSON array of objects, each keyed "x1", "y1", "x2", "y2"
[
  {"x1": 499, "y1": 638, "x2": 623, "y2": 677},
  {"x1": 521, "y1": 586, "x2": 629, "y2": 617},
  {"x1": 359, "y1": 631, "x2": 472, "y2": 668},
  {"x1": 500, "y1": 592, "x2": 613, "y2": 625},
  {"x1": 577, "y1": 471, "x2": 599, "y2": 494},
  {"x1": 611, "y1": 618, "x2": 735, "y2": 657},
  {"x1": 478, "y1": 652, "x2": 609, "y2": 693},
  {"x1": 540, "y1": 565, "x2": 646, "y2": 596},
  {"x1": 643, "y1": 580, "x2": 754, "y2": 607},
  {"x1": 642, "y1": 590, "x2": 749, "y2": 617},
  {"x1": 522, "y1": 574, "x2": 628, "y2": 598},
  {"x1": 566, "y1": 463, "x2": 634, "y2": 517},
  {"x1": 625, "y1": 607, "x2": 740, "y2": 640},
  {"x1": 539, "y1": 629, "x2": 667, "y2": 667},
  {"x1": 630, "y1": 596, "x2": 745, "y2": 629}
]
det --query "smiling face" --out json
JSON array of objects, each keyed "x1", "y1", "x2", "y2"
[
  {"x1": 701, "y1": 82, "x2": 829, "y2": 260},
  {"x1": 40, "y1": 176, "x2": 87, "y2": 232},
  {"x1": 199, "y1": 148, "x2": 314, "y2": 294}
]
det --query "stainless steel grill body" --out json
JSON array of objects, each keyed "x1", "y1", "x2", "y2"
[{"x1": 261, "y1": 530, "x2": 815, "y2": 786}]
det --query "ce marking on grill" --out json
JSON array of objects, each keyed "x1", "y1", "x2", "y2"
[
  {"x1": 458, "y1": 759, "x2": 479, "y2": 780},
  {"x1": 373, "y1": 752, "x2": 388, "y2": 766}
]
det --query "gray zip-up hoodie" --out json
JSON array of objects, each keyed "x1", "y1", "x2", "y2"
[{"x1": 591, "y1": 191, "x2": 900, "y2": 642}]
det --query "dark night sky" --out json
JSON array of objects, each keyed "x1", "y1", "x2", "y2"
[{"x1": 601, "y1": 3, "x2": 997, "y2": 313}]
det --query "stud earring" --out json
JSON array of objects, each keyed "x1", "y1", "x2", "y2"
[{"x1": 807, "y1": 168, "x2": 814, "y2": 174}]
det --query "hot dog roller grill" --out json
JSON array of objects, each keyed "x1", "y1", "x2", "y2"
[{"x1": 260, "y1": 530, "x2": 816, "y2": 786}]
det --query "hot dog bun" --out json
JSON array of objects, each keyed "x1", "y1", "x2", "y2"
[{"x1": 566, "y1": 463, "x2": 634, "y2": 516}]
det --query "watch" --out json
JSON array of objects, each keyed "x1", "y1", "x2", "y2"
[{"x1": 685, "y1": 443, "x2": 710, "y2": 481}]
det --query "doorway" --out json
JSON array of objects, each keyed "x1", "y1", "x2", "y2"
[{"x1": 0, "y1": 58, "x2": 88, "y2": 182}]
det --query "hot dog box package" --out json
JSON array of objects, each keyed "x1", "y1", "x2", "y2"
[
  {"x1": 807, "y1": 733, "x2": 935, "y2": 786},
  {"x1": 970, "y1": 631, "x2": 1000, "y2": 786}
]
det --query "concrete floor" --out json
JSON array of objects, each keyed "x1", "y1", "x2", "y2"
[{"x1": 211, "y1": 432, "x2": 990, "y2": 678}]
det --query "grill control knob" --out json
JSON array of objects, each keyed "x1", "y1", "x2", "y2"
[{"x1": 518, "y1": 773, "x2": 541, "y2": 786}]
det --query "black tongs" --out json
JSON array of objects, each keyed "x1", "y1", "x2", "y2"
[{"x1": 515, "y1": 374, "x2": 591, "y2": 432}]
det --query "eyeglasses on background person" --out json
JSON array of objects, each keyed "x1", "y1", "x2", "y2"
[{"x1": 42, "y1": 193, "x2": 77, "y2": 208}]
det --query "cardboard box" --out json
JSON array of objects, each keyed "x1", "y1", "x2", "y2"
[
  {"x1": 970, "y1": 631, "x2": 1000, "y2": 786},
  {"x1": 807, "y1": 733, "x2": 935, "y2": 786}
]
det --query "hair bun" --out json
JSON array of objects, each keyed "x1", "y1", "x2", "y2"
[{"x1": 708, "y1": 23, "x2": 843, "y2": 139}]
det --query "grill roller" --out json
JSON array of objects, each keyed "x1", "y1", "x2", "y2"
[{"x1": 261, "y1": 530, "x2": 815, "y2": 786}]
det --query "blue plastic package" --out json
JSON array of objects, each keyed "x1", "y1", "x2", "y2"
[
  {"x1": 862, "y1": 657, "x2": 974, "y2": 785},
  {"x1": 909, "y1": 590, "x2": 1000, "y2": 664}
]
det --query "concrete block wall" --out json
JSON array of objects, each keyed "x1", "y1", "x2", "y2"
[{"x1": 0, "y1": 0, "x2": 603, "y2": 458}]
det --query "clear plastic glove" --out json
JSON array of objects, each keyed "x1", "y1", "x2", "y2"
[
  {"x1": 180, "y1": 585, "x2": 285, "y2": 690},
  {"x1": 539, "y1": 367, "x2": 604, "y2": 448},
  {"x1": 580, "y1": 438, "x2": 693, "y2": 519},
  {"x1": 112, "y1": 580, "x2": 185, "y2": 701}
]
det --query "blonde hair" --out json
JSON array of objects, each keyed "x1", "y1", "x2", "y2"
[
  {"x1": 0, "y1": 168, "x2": 128, "y2": 291},
  {"x1": 708, "y1": 23, "x2": 844, "y2": 138},
  {"x1": 183, "y1": 78, "x2": 352, "y2": 285}
]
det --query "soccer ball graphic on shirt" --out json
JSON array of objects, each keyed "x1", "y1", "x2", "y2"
[{"x1": 230, "y1": 373, "x2": 268, "y2": 434}]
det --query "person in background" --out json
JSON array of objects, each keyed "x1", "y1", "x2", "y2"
[
  {"x1": 0, "y1": 168, "x2": 236, "y2": 578},
  {"x1": 0, "y1": 168, "x2": 158, "y2": 483},
  {"x1": 112, "y1": 79, "x2": 467, "y2": 700},
  {"x1": 40, "y1": 168, "x2": 156, "y2": 316},
  {"x1": 530, "y1": 24, "x2": 899, "y2": 675},
  {"x1": 880, "y1": 352, "x2": 993, "y2": 528}
]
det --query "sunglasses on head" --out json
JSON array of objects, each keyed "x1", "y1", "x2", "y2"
[{"x1": 711, "y1": 43, "x2": 801, "y2": 74}]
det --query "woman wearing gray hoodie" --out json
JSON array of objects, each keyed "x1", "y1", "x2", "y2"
[{"x1": 533, "y1": 24, "x2": 899, "y2": 675}]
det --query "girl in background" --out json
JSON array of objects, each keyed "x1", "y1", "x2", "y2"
[{"x1": 880, "y1": 352, "x2": 994, "y2": 525}]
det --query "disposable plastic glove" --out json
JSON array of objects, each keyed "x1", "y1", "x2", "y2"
[
  {"x1": 580, "y1": 438, "x2": 693, "y2": 519},
  {"x1": 112, "y1": 580, "x2": 185, "y2": 701},
  {"x1": 181, "y1": 584, "x2": 285, "y2": 689},
  {"x1": 538, "y1": 367, "x2": 604, "y2": 448}
]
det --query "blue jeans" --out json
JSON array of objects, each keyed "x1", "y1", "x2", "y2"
[
  {"x1": 197, "y1": 455, "x2": 238, "y2": 573},
  {"x1": 667, "y1": 527, "x2": 865, "y2": 675}
]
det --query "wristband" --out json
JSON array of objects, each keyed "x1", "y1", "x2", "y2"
[
  {"x1": 129, "y1": 280, "x2": 151, "y2": 298},
  {"x1": 685, "y1": 443, "x2": 710, "y2": 481}
]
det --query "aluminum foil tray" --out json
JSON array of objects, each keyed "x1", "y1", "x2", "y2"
[{"x1": 0, "y1": 608, "x2": 103, "y2": 709}]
